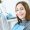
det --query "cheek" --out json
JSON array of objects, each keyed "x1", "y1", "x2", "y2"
[
  {"x1": 24, "y1": 12, "x2": 26, "y2": 16},
  {"x1": 16, "y1": 13, "x2": 20, "y2": 16},
  {"x1": 24, "y1": 10, "x2": 26, "y2": 15},
  {"x1": 22, "y1": 11, "x2": 26, "y2": 17}
]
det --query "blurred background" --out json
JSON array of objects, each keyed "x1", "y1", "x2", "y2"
[{"x1": 0, "y1": 0, "x2": 30, "y2": 30}]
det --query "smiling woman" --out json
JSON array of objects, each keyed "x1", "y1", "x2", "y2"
[{"x1": 12, "y1": 1, "x2": 30, "y2": 30}]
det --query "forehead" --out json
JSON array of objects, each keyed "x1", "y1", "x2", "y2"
[{"x1": 16, "y1": 3, "x2": 24, "y2": 9}]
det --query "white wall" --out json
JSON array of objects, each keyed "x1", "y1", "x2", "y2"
[{"x1": 0, "y1": 0, "x2": 30, "y2": 16}]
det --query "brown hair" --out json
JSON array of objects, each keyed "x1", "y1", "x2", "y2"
[{"x1": 15, "y1": 1, "x2": 30, "y2": 24}]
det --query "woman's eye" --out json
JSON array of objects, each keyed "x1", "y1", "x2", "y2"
[{"x1": 20, "y1": 8, "x2": 23, "y2": 10}]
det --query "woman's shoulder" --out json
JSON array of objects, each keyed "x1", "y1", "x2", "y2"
[
  {"x1": 26, "y1": 19, "x2": 30, "y2": 24},
  {"x1": 27, "y1": 20, "x2": 30, "y2": 25},
  {"x1": 12, "y1": 23, "x2": 19, "y2": 30},
  {"x1": 26, "y1": 19, "x2": 30, "y2": 26},
  {"x1": 27, "y1": 19, "x2": 30, "y2": 24},
  {"x1": 24, "y1": 20, "x2": 30, "y2": 30}
]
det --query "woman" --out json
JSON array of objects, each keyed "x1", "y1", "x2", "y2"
[{"x1": 12, "y1": 1, "x2": 30, "y2": 30}]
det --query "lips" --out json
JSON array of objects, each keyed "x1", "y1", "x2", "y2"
[
  {"x1": 16, "y1": 13, "x2": 23, "y2": 16},
  {"x1": 19, "y1": 13, "x2": 23, "y2": 16}
]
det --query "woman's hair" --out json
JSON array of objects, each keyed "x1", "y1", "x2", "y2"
[{"x1": 15, "y1": 1, "x2": 30, "y2": 24}]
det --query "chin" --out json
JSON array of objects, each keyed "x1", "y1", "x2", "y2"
[{"x1": 19, "y1": 16, "x2": 24, "y2": 19}]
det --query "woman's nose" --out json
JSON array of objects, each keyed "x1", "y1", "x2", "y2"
[{"x1": 19, "y1": 11, "x2": 21, "y2": 13}]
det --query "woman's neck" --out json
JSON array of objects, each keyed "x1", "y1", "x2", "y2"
[{"x1": 21, "y1": 18, "x2": 25, "y2": 21}]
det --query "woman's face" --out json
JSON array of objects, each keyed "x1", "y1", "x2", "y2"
[{"x1": 15, "y1": 3, "x2": 26, "y2": 19}]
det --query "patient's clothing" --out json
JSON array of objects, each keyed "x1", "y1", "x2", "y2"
[{"x1": 12, "y1": 20, "x2": 30, "y2": 30}]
